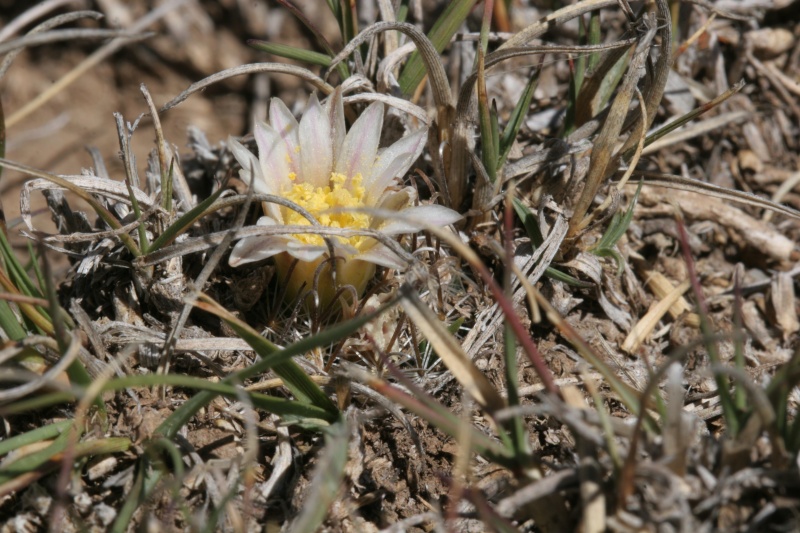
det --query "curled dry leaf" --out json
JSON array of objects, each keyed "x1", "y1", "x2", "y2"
[{"x1": 639, "y1": 187, "x2": 796, "y2": 263}]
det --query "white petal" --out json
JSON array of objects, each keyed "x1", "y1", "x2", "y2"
[
  {"x1": 365, "y1": 128, "x2": 427, "y2": 204},
  {"x1": 353, "y1": 242, "x2": 407, "y2": 270},
  {"x1": 255, "y1": 121, "x2": 291, "y2": 194},
  {"x1": 326, "y1": 88, "x2": 347, "y2": 169},
  {"x1": 228, "y1": 136, "x2": 269, "y2": 195},
  {"x1": 269, "y1": 98, "x2": 300, "y2": 174},
  {"x1": 229, "y1": 237, "x2": 291, "y2": 266},
  {"x1": 229, "y1": 216, "x2": 291, "y2": 266},
  {"x1": 335, "y1": 102, "x2": 383, "y2": 180},
  {"x1": 380, "y1": 204, "x2": 462, "y2": 235},
  {"x1": 299, "y1": 94, "x2": 333, "y2": 188},
  {"x1": 371, "y1": 187, "x2": 414, "y2": 228},
  {"x1": 285, "y1": 240, "x2": 328, "y2": 262}
]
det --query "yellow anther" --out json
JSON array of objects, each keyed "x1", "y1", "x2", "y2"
[{"x1": 282, "y1": 172, "x2": 369, "y2": 248}]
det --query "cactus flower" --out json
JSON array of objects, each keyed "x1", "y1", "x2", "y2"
[{"x1": 228, "y1": 90, "x2": 460, "y2": 308}]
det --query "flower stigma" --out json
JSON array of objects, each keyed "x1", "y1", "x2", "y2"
[{"x1": 281, "y1": 172, "x2": 370, "y2": 249}]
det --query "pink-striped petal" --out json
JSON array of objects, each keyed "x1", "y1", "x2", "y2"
[
  {"x1": 298, "y1": 94, "x2": 333, "y2": 188},
  {"x1": 254, "y1": 120, "x2": 291, "y2": 194},
  {"x1": 365, "y1": 128, "x2": 427, "y2": 204},
  {"x1": 269, "y1": 98, "x2": 300, "y2": 175},
  {"x1": 335, "y1": 101, "x2": 383, "y2": 181},
  {"x1": 326, "y1": 88, "x2": 346, "y2": 170}
]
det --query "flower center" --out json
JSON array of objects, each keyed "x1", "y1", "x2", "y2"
[{"x1": 282, "y1": 172, "x2": 370, "y2": 249}]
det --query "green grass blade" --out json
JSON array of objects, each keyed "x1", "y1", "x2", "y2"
[
  {"x1": 639, "y1": 80, "x2": 745, "y2": 152},
  {"x1": 111, "y1": 456, "x2": 161, "y2": 533},
  {"x1": 335, "y1": 0, "x2": 357, "y2": 46},
  {"x1": 155, "y1": 295, "x2": 399, "y2": 439},
  {"x1": 503, "y1": 318, "x2": 528, "y2": 456},
  {"x1": 0, "y1": 392, "x2": 77, "y2": 417},
  {"x1": 161, "y1": 159, "x2": 174, "y2": 213},
  {"x1": 591, "y1": 180, "x2": 642, "y2": 274},
  {"x1": 147, "y1": 180, "x2": 226, "y2": 253},
  {"x1": 587, "y1": 10, "x2": 601, "y2": 71},
  {"x1": 276, "y1": 0, "x2": 349, "y2": 79},
  {"x1": 0, "y1": 269, "x2": 52, "y2": 335},
  {"x1": 502, "y1": 195, "x2": 528, "y2": 457},
  {"x1": 0, "y1": 433, "x2": 130, "y2": 488},
  {"x1": 398, "y1": 0, "x2": 478, "y2": 96},
  {"x1": 676, "y1": 219, "x2": 739, "y2": 436},
  {"x1": 0, "y1": 230, "x2": 44, "y2": 300},
  {"x1": 0, "y1": 292, "x2": 27, "y2": 340},
  {"x1": 478, "y1": 60, "x2": 498, "y2": 181},
  {"x1": 249, "y1": 40, "x2": 333, "y2": 67},
  {"x1": 499, "y1": 72, "x2": 538, "y2": 167},
  {"x1": 513, "y1": 197, "x2": 544, "y2": 246},
  {"x1": 125, "y1": 178, "x2": 149, "y2": 254},
  {"x1": 104, "y1": 374, "x2": 334, "y2": 423},
  {"x1": 194, "y1": 295, "x2": 338, "y2": 414},
  {"x1": 0, "y1": 427, "x2": 71, "y2": 488},
  {"x1": 0, "y1": 420, "x2": 72, "y2": 457}
]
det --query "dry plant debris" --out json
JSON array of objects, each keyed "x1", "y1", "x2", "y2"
[{"x1": 1, "y1": 0, "x2": 800, "y2": 531}]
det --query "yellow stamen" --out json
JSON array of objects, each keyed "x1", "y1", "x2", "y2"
[{"x1": 282, "y1": 173, "x2": 370, "y2": 249}]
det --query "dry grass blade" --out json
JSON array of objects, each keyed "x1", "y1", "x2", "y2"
[
  {"x1": 614, "y1": 0, "x2": 672, "y2": 160},
  {"x1": 0, "y1": 29, "x2": 148, "y2": 56},
  {"x1": 484, "y1": 40, "x2": 637, "y2": 72},
  {"x1": 342, "y1": 93, "x2": 428, "y2": 123},
  {"x1": 566, "y1": 15, "x2": 656, "y2": 238},
  {"x1": 400, "y1": 286, "x2": 505, "y2": 412},
  {"x1": 630, "y1": 172, "x2": 800, "y2": 222},
  {"x1": 638, "y1": 268, "x2": 700, "y2": 327},
  {"x1": 622, "y1": 280, "x2": 691, "y2": 354},
  {"x1": 631, "y1": 174, "x2": 800, "y2": 257},
  {"x1": 160, "y1": 63, "x2": 334, "y2": 113},
  {"x1": 764, "y1": 172, "x2": 800, "y2": 223},
  {"x1": 0, "y1": 11, "x2": 105, "y2": 82},
  {"x1": 504, "y1": 139, "x2": 592, "y2": 180},
  {"x1": 497, "y1": 0, "x2": 617, "y2": 50},
  {"x1": 642, "y1": 110, "x2": 750, "y2": 155},
  {"x1": 140, "y1": 84, "x2": 193, "y2": 211},
  {"x1": 0, "y1": 0, "x2": 83, "y2": 42},
  {"x1": 6, "y1": 0, "x2": 189, "y2": 128},
  {"x1": 770, "y1": 273, "x2": 800, "y2": 341},
  {"x1": 327, "y1": 22, "x2": 453, "y2": 112},
  {"x1": 3, "y1": 157, "x2": 143, "y2": 255},
  {"x1": 138, "y1": 219, "x2": 414, "y2": 268}
]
